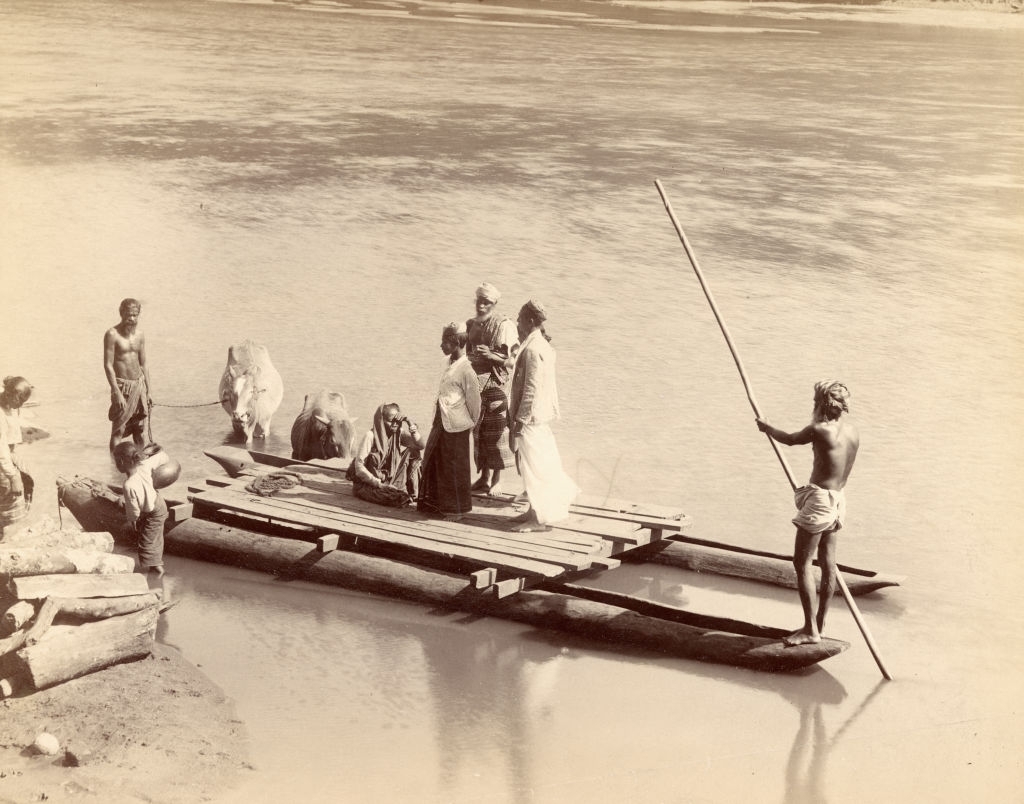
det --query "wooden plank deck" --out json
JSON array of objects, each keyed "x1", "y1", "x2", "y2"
[{"x1": 188, "y1": 464, "x2": 688, "y2": 594}]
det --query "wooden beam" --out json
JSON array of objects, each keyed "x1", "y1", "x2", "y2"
[
  {"x1": 470, "y1": 568, "x2": 497, "y2": 589},
  {"x1": 317, "y1": 533, "x2": 340, "y2": 553},
  {"x1": 492, "y1": 577, "x2": 526, "y2": 599},
  {"x1": 169, "y1": 503, "x2": 193, "y2": 524},
  {"x1": 8, "y1": 573, "x2": 151, "y2": 600},
  {"x1": 585, "y1": 557, "x2": 622, "y2": 570}
]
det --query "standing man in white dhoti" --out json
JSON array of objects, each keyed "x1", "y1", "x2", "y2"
[{"x1": 507, "y1": 300, "x2": 578, "y2": 533}]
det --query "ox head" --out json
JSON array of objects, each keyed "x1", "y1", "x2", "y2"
[
  {"x1": 309, "y1": 408, "x2": 356, "y2": 459},
  {"x1": 222, "y1": 369, "x2": 260, "y2": 440}
]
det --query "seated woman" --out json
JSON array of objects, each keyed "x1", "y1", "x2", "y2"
[{"x1": 346, "y1": 403, "x2": 425, "y2": 507}]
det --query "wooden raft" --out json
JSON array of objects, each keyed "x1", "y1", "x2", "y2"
[{"x1": 187, "y1": 465, "x2": 691, "y2": 598}]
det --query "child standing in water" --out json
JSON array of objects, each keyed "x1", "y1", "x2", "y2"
[{"x1": 113, "y1": 442, "x2": 170, "y2": 578}]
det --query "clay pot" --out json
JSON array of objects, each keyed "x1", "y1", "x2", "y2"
[{"x1": 152, "y1": 458, "x2": 181, "y2": 490}]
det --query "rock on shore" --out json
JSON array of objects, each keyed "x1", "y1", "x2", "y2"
[{"x1": 0, "y1": 642, "x2": 251, "y2": 803}]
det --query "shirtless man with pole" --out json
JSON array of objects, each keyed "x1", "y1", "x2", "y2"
[
  {"x1": 756, "y1": 381, "x2": 859, "y2": 646},
  {"x1": 104, "y1": 298, "x2": 152, "y2": 452}
]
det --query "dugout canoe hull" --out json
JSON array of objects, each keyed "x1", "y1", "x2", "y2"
[
  {"x1": 56, "y1": 475, "x2": 848, "y2": 673},
  {"x1": 203, "y1": 446, "x2": 904, "y2": 597},
  {"x1": 648, "y1": 537, "x2": 905, "y2": 596}
]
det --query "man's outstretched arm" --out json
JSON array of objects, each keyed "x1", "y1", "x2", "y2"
[{"x1": 756, "y1": 418, "x2": 815, "y2": 446}]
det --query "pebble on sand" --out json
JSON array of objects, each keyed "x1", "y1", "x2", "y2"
[{"x1": 33, "y1": 733, "x2": 61, "y2": 756}]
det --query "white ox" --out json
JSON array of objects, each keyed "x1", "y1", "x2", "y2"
[{"x1": 219, "y1": 341, "x2": 283, "y2": 443}]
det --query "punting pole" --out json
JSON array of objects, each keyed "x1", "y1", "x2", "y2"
[{"x1": 653, "y1": 179, "x2": 892, "y2": 681}]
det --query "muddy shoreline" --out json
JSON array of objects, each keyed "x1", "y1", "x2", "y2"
[{"x1": 0, "y1": 641, "x2": 250, "y2": 804}]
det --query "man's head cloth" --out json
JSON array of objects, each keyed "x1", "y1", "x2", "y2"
[
  {"x1": 476, "y1": 282, "x2": 500, "y2": 303},
  {"x1": 814, "y1": 380, "x2": 850, "y2": 419}
]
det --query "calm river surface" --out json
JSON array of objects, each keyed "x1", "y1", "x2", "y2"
[{"x1": 2, "y1": 0, "x2": 1023, "y2": 801}]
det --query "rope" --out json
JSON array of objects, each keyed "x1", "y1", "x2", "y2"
[{"x1": 151, "y1": 400, "x2": 223, "y2": 408}]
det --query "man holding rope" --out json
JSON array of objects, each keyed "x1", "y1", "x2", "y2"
[
  {"x1": 756, "y1": 381, "x2": 859, "y2": 646},
  {"x1": 104, "y1": 298, "x2": 152, "y2": 451}
]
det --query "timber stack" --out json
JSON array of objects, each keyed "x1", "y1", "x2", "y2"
[{"x1": 0, "y1": 516, "x2": 160, "y2": 699}]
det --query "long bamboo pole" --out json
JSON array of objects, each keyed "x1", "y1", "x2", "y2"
[{"x1": 654, "y1": 179, "x2": 892, "y2": 681}]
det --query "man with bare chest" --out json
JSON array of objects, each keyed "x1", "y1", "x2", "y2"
[
  {"x1": 756, "y1": 381, "x2": 860, "y2": 646},
  {"x1": 104, "y1": 298, "x2": 152, "y2": 451}
]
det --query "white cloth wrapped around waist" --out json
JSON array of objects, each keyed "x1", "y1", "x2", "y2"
[
  {"x1": 515, "y1": 423, "x2": 579, "y2": 525},
  {"x1": 792, "y1": 484, "x2": 846, "y2": 535}
]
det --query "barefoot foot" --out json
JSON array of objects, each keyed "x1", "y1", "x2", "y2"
[
  {"x1": 783, "y1": 629, "x2": 821, "y2": 646},
  {"x1": 510, "y1": 523, "x2": 552, "y2": 533}
]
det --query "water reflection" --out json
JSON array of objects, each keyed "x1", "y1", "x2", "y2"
[
  {"x1": 785, "y1": 700, "x2": 830, "y2": 804},
  {"x1": 418, "y1": 617, "x2": 563, "y2": 802},
  {"x1": 152, "y1": 552, "x2": 864, "y2": 802},
  {"x1": 780, "y1": 679, "x2": 888, "y2": 804}
]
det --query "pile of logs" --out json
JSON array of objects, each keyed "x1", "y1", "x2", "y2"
[{"x1": 0, "y1": 518, "x2": 160, "y2": 699}]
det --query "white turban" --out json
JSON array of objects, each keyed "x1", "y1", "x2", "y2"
[{"x1": 476, "y1": 282, "x2": 501, "y2": 303}]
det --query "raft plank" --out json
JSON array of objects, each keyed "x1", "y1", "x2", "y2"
[
  {"x1": 195, "y1": 489, "x2": 594, "y2": 571},
  {"x1": 572, "y1": 493, "x2": 687, "y2": 520},
  {"x1": 212, "y1": 472, "x2": 635, "y2": 550},
  {"x1": 201, "y1": 485, "x2": 605, "y2": 567},
  {"x1": 191, "y1": 489, "x2": 569, "y2": 578},
  {"x1": 477, "y1": 489, "x2": 691, "y2": 533},
  {"x1": 210, "y1": 448, "x2": 686, "y2": 533},
  {"x1": 265, "y1": 466, "x2": 646, "y2": 544},
  {"x1": 267, "y1": 489, "x2": 610, "y2": 556}
]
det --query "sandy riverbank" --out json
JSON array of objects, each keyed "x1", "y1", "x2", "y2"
[{"x1": 0, "y1": 640, "x2": 251, "y2": 804}]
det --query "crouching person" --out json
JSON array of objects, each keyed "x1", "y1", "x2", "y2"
[
  {"x1": 113, "y1": 442, "x2": 169, "y2": 577},
  {"x1": 347, "y1": 403, "x2": 425, "y2": 507}
]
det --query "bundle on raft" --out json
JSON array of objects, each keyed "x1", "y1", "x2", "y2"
[
  {"x1": 0, "y1": 517, "x2": 160, "y2": 698},
  {"x1": 56, "y1": 474, "x2": 849, "y2": 673}
]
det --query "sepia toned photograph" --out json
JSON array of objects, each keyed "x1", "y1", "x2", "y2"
[{"x1": 1, "y1": 0, "x2": 1022, "y2": 801}]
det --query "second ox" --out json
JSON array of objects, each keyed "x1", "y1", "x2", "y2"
[{"x1": 290, "y1": 390, "x2": 357, "y2": 462}]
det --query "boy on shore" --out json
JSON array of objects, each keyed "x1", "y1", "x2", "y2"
[
  {"x1": 756, "y1": 381, "x2": 859, "y2": 646},
  {"x1": 113, "y1": 442, "x2": 170, "y2": 578}
]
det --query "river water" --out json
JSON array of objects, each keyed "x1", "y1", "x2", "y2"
[{"x1": 2, "y1": 0, "x2": 1023, "y2": 801}]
